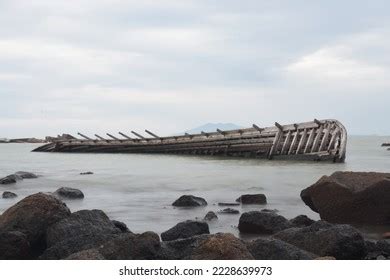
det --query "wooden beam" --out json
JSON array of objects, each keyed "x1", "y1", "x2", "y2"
[
  {"x1": 118, "y1": 132, "x2": 132, "y2": 140},
  {"x1": 288, "y1": 130, "x2": 300, "y2": 155},
  {"x1": 252, "y1": 124, "x2": 263, "y2": 132},
  {"x1": 311, "y1": 126, "x2": 324, "y2": 153},
  {"x1": 327, "y1": 128, "x2": 340, "y2": 152},
  {"x1": 131, "y1": 131, "x2": 145, "y2": 139},
  {"x1": 106, "y1": 133, "x2": 120, "y2": 140},
  {"x1": 94, "y1": 134, "x2": 106, "y2": 141},
  {"x1": 304, "y1": 128, "x2": 316, "y2": 153},
  {"x1": 216, "y1": 129, "x2": 226, "y2": 136},
  {"x1": 201, "y1": 131, "x2": 210, "y2": 137},
  {"x1": 296, "y1": 128, "x2": 307, "y2": 154},
  {"x1": 77, "y1": 132, "x2": 92, "y2": 140},
  {"x1": 275, "y1": 122, "x2": 283, "y2": 131},
  {"x1": 145, "y1": 130, "x2": 160, "y2": 139},
  {"x1": 314, "y1": 119, "x2": 322, "y2": 126},
  {"x1": 319, "y1": 128, "x2": 331, "y2": 151},
  {"x1": 281, "y1": 130, "x2": 292, "y2": 154},
  {"x1": 268, "y1": 125, "x2": 283, "y2": 159}
]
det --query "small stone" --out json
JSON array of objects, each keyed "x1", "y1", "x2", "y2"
[
  {"x1": 377, "y1": 255, "x2": 386, "y2": 260},
  {"x1": 0, "y1": 174, "x2": 21, "y2": 185},
  {"x1": 204, "y1": 211, "x2": 218, "y2": 221},
  {"x1": 80, "y1": 172, "x2": 94, "y2": 175},
  {"x1": 54, "y1": 187, "x2": 84, "y2": 199},
  {"x1": 111, "y1": 220, "x2": 131, "y2": 233},
  {"x1": 218, "y1": 208, "x2": 240, "y2": 215},
  {"x1": 218, "y1": 202, "x2": 240, "y2": 206},
  {"x1": 236, "y1": 194, "x2": 267, "y2": 204},
  {"x1": 14, "y1": 171, "x2": 38, "y2": 179},
  {"x1": 2, "y1": 191, "x2": 18, "y2": 199},
  {"x1": 172, "y1": 195, "x2": 207, "y2": 207},
  {"x1": 290, "y1": 215, "x2": 315, "y2": 227}
]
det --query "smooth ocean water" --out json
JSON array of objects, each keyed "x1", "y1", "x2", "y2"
[{"x1": 1, "y1": 136, "x2": 389, "y2": 238}]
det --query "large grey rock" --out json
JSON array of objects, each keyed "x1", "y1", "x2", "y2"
[
  {"x1": 301, "y1": 171, "x2": 390, "y2": 224},
  {"x1": 247, "y1": 238, "x2": 316, "y2": 260},
  {"x1": 0, "y1": 231, "x2": 31, "y2": 260},
  {"x1": 172, "y1": 195, "x2": 207, "y2": 207},
  {"x1": 54, "y1": 187, "x2": 84, "y2": 199},
  {"x1": 161, "y1": 220, "x2": 210, "y2": 241},
  {"x1": 238, "y1": 211, "x2": 292, "y2": 234},
  {"x1": 0, "y1": 193, "x2": 71, "y2": 256},
  {"x1": 273, "y1": 221, "x2": 367, "y2": 260},
  {"x1": 0, "y1": 174, "x2": 21, "y2": 185},
  {"x1": 236, "y1": 194, "x2": 267, "y2": 204},
  {"x1": 14, "y1": 171, "x2": 38, "y2": 179}
]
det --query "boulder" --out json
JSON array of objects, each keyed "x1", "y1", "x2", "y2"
[
  {"x1": 111, "y1": 220, "x2": 131, "y2": 233},
  {"x1": 80, "y1": 171, "x2": 94, "y2": 175},
  {"x1": 161, "y1": 220, "x2": 210, "y2": 241},
  {"x1": 191, "y1": 233, "x2": 254, "y2": 260},
  {"x1": 365, "y1": 240, "x2": 390, "y2": 260},
  {"x1": 0, "y1": 231, "x2": 31, "y2": 260},
  {"x1": 247, "y1": 238, "x2": 316, "y2": 260},
  {"x1": 301, "y1": 171, "x2": 390, "y2": 224},
  {"x1": 0, "y1": 193, "x2": 71, "y2": 256},
  {"x1": 2, "y1": 191, "x2": 17, "y2": 199},
  {"x1": 204, "y1": 211, "x2": 218, "y2": 221},
  {"x1": 42, "y1": 210, "x2": 121, "y2": 259},
  {"x1": 238, "y1": 211, "x2": 291, "y2": 234},
  {"x1": 290, "y1": 215, "x2": 315, "y2": 227},
  {"x1": 14, "y1": 171, "x2": 38, "y2": 179},
  {"x1": 98, "y1": 232, "x2": 161, "y2": 260},
  {"x1": 0, "y1": 174, "x2": 21, "y2": 185},
  {"x1": 218, "y1": 208, "x2": 240, "y2": 215},
  {"x1": 65, "y1": 249, "x2": 105, "y2": 260},
  {"x1": 236, "y1": 194, "x2": 267, "y2": 204},
  {"x1": 273, "y1": 221, "x2": 367, "y2": 260},
  {"x1": 54, "y1": 187, "x2": 84, "y2": 199},
  {"x1": 172, "y1": 195, "x2": 207, "y2": 207}
]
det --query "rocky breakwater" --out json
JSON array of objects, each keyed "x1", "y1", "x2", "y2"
[{"x1": 301, "y1": 171, "x2": 390, "y2": 225}]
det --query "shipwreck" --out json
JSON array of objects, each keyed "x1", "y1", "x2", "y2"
[{"x1": 33, "y1": 119, "x2": 347, "y2": 162}]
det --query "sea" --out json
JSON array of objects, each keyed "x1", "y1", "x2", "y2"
[{"x1": 1, "y1": 136, "x2": 389, "y2": 238}]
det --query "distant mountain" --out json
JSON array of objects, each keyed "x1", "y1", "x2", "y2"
[{"x1": 185, "y1": 123, "x2": 244, "y2": 134}]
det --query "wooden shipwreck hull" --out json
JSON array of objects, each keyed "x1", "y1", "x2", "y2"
[{"x1": 33, "y1": 119, "x2": 347, "y2": 162}]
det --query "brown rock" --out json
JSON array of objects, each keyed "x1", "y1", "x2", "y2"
[
  {"x1": 383, "y1": 232, "x2": 390, "y2": 239},
  {"x1": 301, "y1": 171, "x2": 390, "y2": 224}
]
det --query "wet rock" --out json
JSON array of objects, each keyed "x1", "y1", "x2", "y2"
[
  {"x1": 383, "y1": 232, "x2": 390, "y2": 239},
  {"x1": 65, "y1": 249, "x2": 105, "y2": 260},
  {"x1": 172, "y1": 195, "x2": 207, "y2": 207},
  {"x1": 98, "y1": 232, "x2": 161, "y2": 260},
  {"x1": 111, "y1": 220, "x2": 131, "y2": 233},
  {"x1": 290, "y1": 215, "x2": 315, "y2": 227},
  {"x1": 247, "y1": 238, "x2": 316, "y2": 260},
  {"x1": 161, "y1": 220, "x2": 210, "y2": 241},
  {"x1": 315, "y1": 256, "x2": 336, "y2": 260},
  {"x1": 42, "y1": 210, "x2": 121, "y2": 259},
  {"x1": 365, "y1": 240, "x2": 390, "y2": 260},
  {"x1": 54, "y1": 187, "x2": 84, "y2": 199},
  {"x1": 14, "y1": 171, "x2": 38, "y2": 179},
  {"x1": 204, "y1": 211, "x2": 218, "y2": 221},
  {"x1": 0, "y1": 231, "x2": 31, "y2": 260},
  {"x1": 238, "y1": 211, "x2": 291, "y2": 234},
  {"x1": 273, "y1": 221, "x2": 367, "y2": 260},
  {"x1": 191, "y1": 233, "x2": 253, "y2": 260},
  {"x1": 0, "y1": 193, "x2": 71, "y2": 256},
  {"x1": 218, "y1": 202, "x2": 240, "y2": 206},
  {"x1": 2, "y1": 191, "x2": 17, "y2": 199},
  {"x1": 80, "y1": 171, "x2": 93, "y2": 175},
  {"x1": 157, "y1": 235, "x2": 209, "y2": 260},
  {"x1": 301, "y1": 171, "x2": 390, "y2": 224},
  {"x1": 236, "y1": 194, "x2": 267, "y2": 204},
  {"x1": 218, "y1": 208, "x2": 240, "y2": 215},
  {"x1": 0, "y1": 174, "x2": 21, "y2": 185}
]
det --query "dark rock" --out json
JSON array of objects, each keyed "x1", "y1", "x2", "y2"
[
  {"x1": 301, "y1": 171, "x2": 390, "y2": 224},
  {"x1": 218, "y1": 208, "x2": 240, "y2": 215},
  {"x1": 14, "y1": 171, "x2": 38, "y2": 179},
  {"x1": 65, "y1": 249, "x2": 105, "y2": 260},
  {"x1": 42, "y1": 210, "x2": 121, "y2": 259},
  {"x1": 157, "y1": 234, "x2": 209, "y2": 260},
  {"x1": 0, "y1": 174, "x2": 21, "y2": 185},
  {"x1": 204, "y1": 211, "x2": 218, "y2": 221},
  {"x1": 383, "y1": 232, "x2": 390, "y2": 239},
  {"x1": 0, "y1": 193, "x2": 71, "y2": 256},
  {"x1": 218, "y1": 202, "x2": 240, "y2": 206},
  {"x1": 190, "y1": 233, "x2": 254, "y2": 260},
  {"x1": 98, "y1": 232, "x2": 161, "y2": 260},
  {"x1": 172, "y1": 195, "x2": 207, "y2": 207},
  {"x1": 290, "y1": 215, "x2": 315, "y2": 227},
  {"x1": 273, "y1": 221, "x2": 367, "y2": 260},
  {"x1": 80, "y1": 172, "x2": 93, "y2": 175},
  {"x1": 365, "y1": 240, "x2": 390, "y2": 259},
  {"x1": 236, "y1": 194, "x2": 267, "y2": 204},
  {"x1": 54, "y1": 187, "x2": 84, "y2": 199},
  {"x1": 247, "y1": 238, "x2": 316, "y2": 260},
  {"x1": 111, "y1": 220, "x2": 131, "y2": 233},
  {"x1": 0, "y1": 231, "x2": 31, "y2": 260},
  {"x1": 2, "y1": 191, "x2": 17, "y2": 199},
  {"x1": 238, "y1": 211, "x2": 291, "y2": 234},
  {"x1": 315, "y1": 256, "x2": 336, "y2": 260},
  {"x1": 161, "y1": 220, "x2": 210, "y2": 241}
]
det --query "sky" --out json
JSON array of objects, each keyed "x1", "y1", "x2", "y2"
[{"x1": 0, "y1": 0, "x2": 389, "y2": 138}]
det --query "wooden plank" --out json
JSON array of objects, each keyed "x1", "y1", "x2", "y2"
[
  {"x1": 319, "y1": 128, "x2": 331, "y2": 151},
  {"x1": 327, "y1": 128, "x2": 340, "y2": 151},
  {"x1": 268, "y1": 127, "x2": 283, "y2": 159},
  {"x1": 131, "y1": 131, "x2": 146, "y2": 139},
  {"x1": 304, "y1": 128, "x2": 316, "y2": 154},
  {"x1": 94, "y1": 134, "x2": 106, "y2": 141},
  {"x1": 288, "y1": 130, "x2": 300, "y2": 155},
  {"x1": 106, "y1": 133, "x2": 120, "y2": 140},
  {"x1": 253, "y1": 124, "x2": 263, "y2": 132},
  {"x1": 281, "y1": 130, "x2": 292, "y2": 154},
  {"x1": 145, "y1": 130, "x2": 159, "y2": 139},
  {"x1": 295, "y1": 128, "x2": 307, "y2": 154},
  {"x1": 118, "y1": 132, "x2": 132, "y2": 140},
  {"x1": 311, "y1": 126, "x2": 324, "y2": 153},
  {"x1": 77, "y1": 133, "x2": 92, "y2": 140}
]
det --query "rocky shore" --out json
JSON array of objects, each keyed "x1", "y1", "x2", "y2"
[{"x1": 0, "y1": 171, "x2": 389, "y2": 260}]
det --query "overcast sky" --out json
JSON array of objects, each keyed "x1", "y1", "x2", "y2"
[{"x1": 1, "y1": 0, "x2": 389, "y2": 138}]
